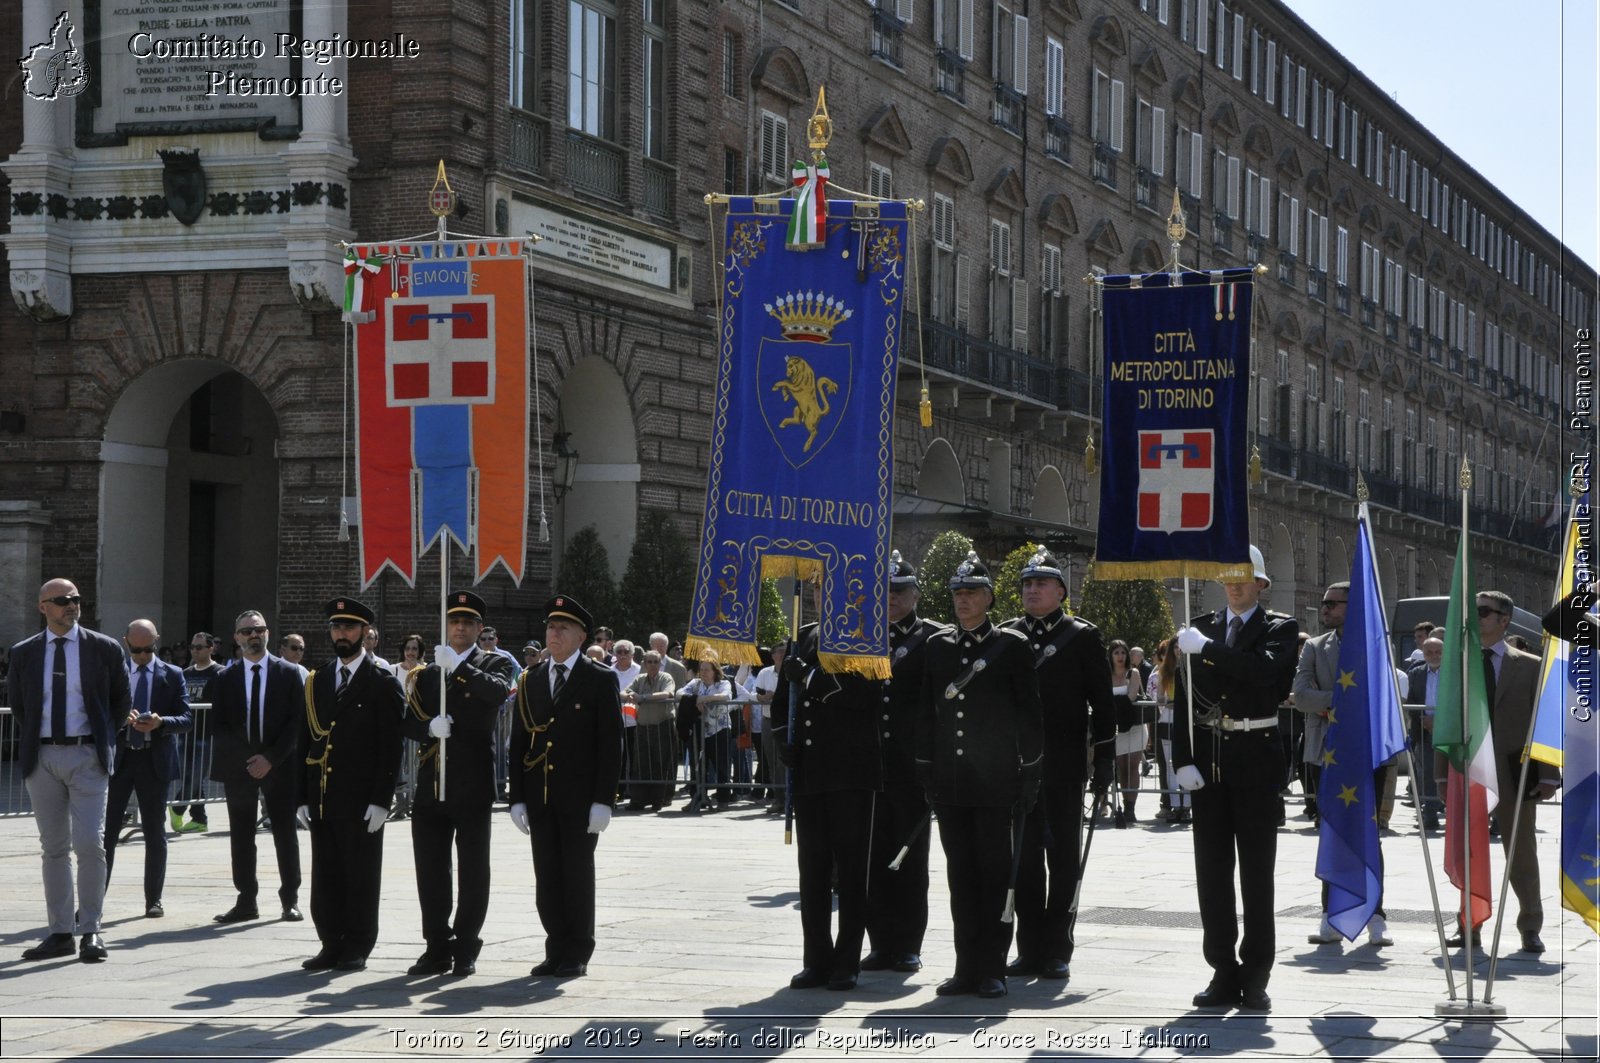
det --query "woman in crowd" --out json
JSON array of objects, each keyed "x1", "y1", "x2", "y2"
[
  {"x1": 625, "y1": 650, "x2": 679, "y2": 811},
  {"x1": 680, "y1": 656, "x2": 734, "y2": 810},
  {"x1": 1148, "y1": 639, "x2": 1190, "y2": 824},
  {"x1": 1109, "y1": 639, "x2": 1143, "y2": 827}
]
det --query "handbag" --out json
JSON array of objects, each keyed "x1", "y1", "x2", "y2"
[{"x1": 1114, "y1": 692, "x2": 1139, "y2": 733}]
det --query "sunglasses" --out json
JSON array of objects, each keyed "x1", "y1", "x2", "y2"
[
  {"x1": 1321, "y1": 599, "x2": 1347, "y2": 608},
  {"x1": 127, "y1": 645, "x2": 157, "y2": 655},
  {"x1": 237, "y1": 626, "x2": 268, "y2": 635},
  {"x1": 478, "y1": 636, "x2": 497, "y2": 643},
  {"x1": 42, "y1": 595, "x2": 82, "y2": 606},
  {"x1": 1476, "y1": 606, "x2": 1507, "y2": 619},
  {"x1": 189, "y1": 644, "x2": 209, "y2": 650}
]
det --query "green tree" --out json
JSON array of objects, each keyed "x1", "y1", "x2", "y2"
[
  {"x1": 557, "y1": 525, "x2": 619, "y2": 633},
  {"x1": 1073, "y1": 561, "x2": 1175, "y2": 653},
  {"x1": 614, "y1": 510, "x2": 695, "y2": 642},
  {"x1": 918, "y1": 530, "x2": 975, "y2": 625},
  {"x1": 755, "y1": 578, "x2": 791, "y2": 649}
]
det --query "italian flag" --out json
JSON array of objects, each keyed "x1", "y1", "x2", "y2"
[
  {"x1": 1432, "y1": 524, "x2": 1498, "y2": 930},
  {"x1": 342, "y1": 249, "x2": 384, "y2": 324}
]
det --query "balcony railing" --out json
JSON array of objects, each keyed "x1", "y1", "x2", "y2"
[
  {"x1": 1091, "y1": 142, "x2": 1118, "y2": 188},
  {"x1": 1427, "y1": 337, "x2": 1443, "y2": 364},
  {"x1": 1447, "y1": 346, "x2": 1462, "y2": 374},
  {"x1": 1306, "y1": 268, "x2": 1326, "y2": 302},
  {"x1": 1212, "y1": 215, "x2": 1233, "y2": 253},
  {"x1": 1044, "y1": 116, "x2": 1071, "y2": 162},
  {"x1": 935, "y1": 49, "x2": 966, "y2": 102},
  {"x1": 1257, "y1": 435, "x2": 1295, "y2": 477},
  {"x1": 1360, "y1": 298, "x2": 1376, "y2": 329},
  {"x1": 1335, "y1": 283, "x2": 1350, "y2": 316},
  {"x1": 509, "y1": 110, "x2": 548, "y2": 175},
  {"x1": 1384, "y1": 312, "x2": 1400, "y2": 341},
  {"x1": 1277, "y1": 251, "x2": 1297, "y2": 286},
  {"x1": 567, "y1": 130, "x2": 625, "y2": 202},
  {"x1": 1135, "y1": 168, "x2": 1158, "y2": 209},
  {"x1": 1054, "y1": 367, "x2": 1102, "y2": 420},
  {"x1": 643, "y1": 158, "x2": 675, "y2": 220},
  {"x1": 1470, "y1": 506, "x2": 1516, "y2": 541},
  {"x1": 1299, "y1": 448, "x2": 1352, "y2": 495},
  {"x1": 1402, "y1": 485, "x2": 1447, "y2": 524},
  {"x1": 993, "y1": 82, "x2": 1024, "y2": 135},
  {"x1": 870, "y1": 8, "x2": 905, "y2": 66},
  {"x1": 1407, "y1": 326, "x2": 1424, "y2": 354},
  {"x1": 1364, "y1": 471, "x2": 1403, "y2": 510},
  {"x1": 923, "y1": 318, "x2": 1054, "y2": 404}
]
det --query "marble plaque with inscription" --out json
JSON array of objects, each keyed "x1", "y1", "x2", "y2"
[{"x1": 515, "y1": 201, "x2": 675, "y2": 291}]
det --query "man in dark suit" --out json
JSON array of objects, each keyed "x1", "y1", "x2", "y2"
[
  {"x1": 772, "y1": 584, "x2": 883, "y2": 992},
  {"x1": 508, "y1": 594, "x2": 622, "y2": 979},
  {"x1": 1001, "y1": 550, "x2": 1116, "y2": 984},
  {"x1": 1172, "y1": 545, "x2": 1299, "y2": 1012},
  {"x1": 862, "y1": 552, "x2": 943, "y2": 975},
  {"x1": 296, "y1": 596, "x2": 406, "y2": 972},
  {"x1": 1473, "y1": 589, "x2": 1559, "y2": 954},
  {"x1": 400, "y1": 590, "x2": 518, "y2": 977},
  {"x1": 916, "y1": 552, "x2": 1044, "y2": 1000},
  {"x1": 208, "y1": 609, "x2": 306, "y2": 925},
  {"x1": 10, "y1": 578, "x2": 131, "y2": 963},
  {"x1": 104, "y1": 619, "x2": 192, "y2": 919}
]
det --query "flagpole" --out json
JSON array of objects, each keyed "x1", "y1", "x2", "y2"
[
  {"x1": 438, "y1": 535, "x2": 448, "y2": 801},
  {"x1": 1484, "y1": 678, "x2": 1548, "y2": 1000},
  {"x1": 1184, "y1": 577, "x2": 1194, "y2": 753}
]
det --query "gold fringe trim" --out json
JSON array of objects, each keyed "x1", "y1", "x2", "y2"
[
  {"x1": 758, "y1": 555, "x2": 825, "y2": 583},
  {"x1": 818, "y1": 652, "x2": 892, "y2": 680},
  {"x1": 1091, "y1": 560, "x2": 1256, "y2": 584},
  {"x1": 683, "y1": 636, "x2": 764, "y2": 667}
]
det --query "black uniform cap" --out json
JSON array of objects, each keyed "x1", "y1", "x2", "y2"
[
  {"x1": 325, "y1": 596, "x2": 376, "y2": 625},
  {"x1": 446, "y1": 590, "x2": 487, "y2": 620}
]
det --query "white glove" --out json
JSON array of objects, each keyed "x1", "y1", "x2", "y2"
[
  {"x1": 509, "y1": 803, "x2": 531, "y2": 835},
  {"x1": 433, "y1": 644, "x2": 460, "y2": 672},
  {"x1": 587, "y1": 803, "x2": 612, "y2": 835},
  {"x1": 296, "y1": 805, "x2": 311, "y2": 829},
  {"x1": 1176, "y1": 625, "x2": 1211, "y2": 655},
  {"x1": 428, "y1": 714, "x2": 453, "y2": 739},
  {"x1": 363, "y1": 804, "x2": 387, "y2": 833},
  {"x1": 1175, "y1": 765, "x2": 1206, "y2": 792}
]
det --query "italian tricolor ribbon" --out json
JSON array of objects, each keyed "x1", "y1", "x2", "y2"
[
  {"x1": 787, "y1": 155, "x2": 829, "y2": 250},
  {"x1": 342, "y1": 250, "x2": 384, "y2": 323}
]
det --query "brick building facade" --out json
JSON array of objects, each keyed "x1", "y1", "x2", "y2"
[{"x1": 0, "y1": 0, "x2": 1591, "y2": 652}]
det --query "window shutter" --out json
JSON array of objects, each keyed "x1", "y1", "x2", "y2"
[
  {"x1": 1227, "y1": 155, "x2": 1240, "y2": 218},
  {"x1": 934, "y1": 0, "x2": 945, "y2": 45},
  {"x1": 1318, "y1": 215, "x2": 1328, "y2": 271},
  {"x1": 1196, "y1": 0, "x2": 1208, "y2": 53},
  {"x1": 1013, "y1": 15, "x2": 1028, "y2": 94},
  {"x1": 1232, "y1": 14, "x2": 1244, "y2": 79},
  {"x1": 1213, "y1": 2, "x2": 1226, "y2": 67},
  {"x1": 1110, "y1": 79, "x2": 1125, "y2": 152},
  {"x1": 958, "y1": 0, "x2": 974, "y2": 60},
  {"x1": 1265, "y1": 40, "x2": 1276, "y2": 104},
  {"x1": 1259, "y1": 176, "x2": 1270, "y2": 238},
  {"x1": 1045, "y1": 39, "x2": 1063, "y2": 116},
  {"x1": 1151, "y1": 106, "x2": 1165, "y2": 175},
  {"x1": 1042, "y1": 244, "x2": 1061, "y2": 293},
  {"x1": 1336, "y1": 226, "x2": 1348, "y2": 284},
  {"x1": 897, "y1": 0, "x2": 914, "y2": 24},
  {"x1": 761, "y1": 113, "x2": 776, "y2": 178},
  {"x1": 1189, "y1": 132, "x2": 1203, "y2": 194},
  {"x1": 955, "y1": 253, "x2": 972, "y2": 328},
  {"x1": 1012, "y1": 280, "x2": 1029, "y2": 350}
]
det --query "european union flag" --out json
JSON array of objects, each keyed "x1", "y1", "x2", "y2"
[{"x1": 1316, "y1": 502, "x2": 1410, "y2": 940}]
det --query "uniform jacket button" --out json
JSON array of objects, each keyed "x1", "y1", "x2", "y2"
[
  {"x1": 956, "y1": 749, "x2": 964, "y2": 756},
  {"x1": 956, "y1": 730, "x2": 963, "y2": 737},
  {"x1": 805, "y1": 738, "x2": 813, "y2": 746}
]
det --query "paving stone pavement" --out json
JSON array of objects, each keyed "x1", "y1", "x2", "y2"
[{"x1": 0, "y1": 792, "x2": 1594, "y2": 1061}]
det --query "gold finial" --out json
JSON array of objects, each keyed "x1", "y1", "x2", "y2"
[
  {"x1": 1248, "y1": 443, "x2": 1263, "y2": 486},
  {"x1": 919, "y1": 385, "x2": 933, "y2": 428},
  {"x1": 1166, "y1": 187, "x2": 1188, "y2": 245},
  {"x1": 1083, "y1": 434, "x2": 1098, "y2": 475},
  {"x1": 807, "y1": 87, "x2": 833, "y2": 154},
  {"x1": 428, "y1": 160, "x2": 456, "y2": 219},
  {"x1": 1459, "y1": 455, "x2": 1472, "y2": 491},
  {"x1": 1356, "y1": 468, "x2": 1369, "y2": 503}
]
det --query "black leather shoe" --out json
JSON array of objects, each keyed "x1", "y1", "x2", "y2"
[
  {"x1": 79, "y1": 933, "x2": 107, "y2": 963},
  {"x1": 859, "y1": 950, "x2": 892, "y2": 971},
  {"x1": 1005, "y1": 956, "x2": 1037, "y2": 976},
  {"x1": 1037, "y1": 957, "x2": 1070, "y2": 980},
  {"x1": 335, "y1": 954, "x2": 368, "y2": 971},
  {"x1": 214, "y1": 904, "x2": 259, "y2": 924},
  {"x1": 302, "y1": 950, "x2": 340, "y2": 971},
  {"x1": 976, "y1": 977, "x2": 1008, "y2": 998},
  {"x1": 408, "y1": 951, "x2": 453, "y2": 976},
  {"x1": 1192, "y1": 982, "x2": 1241, "y2": 1008},
  {"x1": 1240, "y1": 987, "x2": 1272, "y2": 1011},
  {"x1": 452, "y1": 957, "x2": 476, "y2": 977},
  {"x1": 22, "y1": 933, "x2": 76, "y2": 961},
  {"x1": 1521, "y1": 933, "x2": 1546, "y2": 954},
  {"x1": 935, "y1": 975, "x2": 976, "y2": 996},
  {"x1": 145, "y1": 902, "x2": 164, "y2": 918},
  {"x1": 892, "y1": 953, "x2": 922, "y2": 973},
  {"x1": 1444, "y1": 931, "x2": 1483, "y2": 949},
  {"x1": 530, "y1": 959, "x2": 560, "y2": 977},
  {"x1": 826, "y1": 973, "x2": 858, "y2": 991},
  {"x1": 789, "y1": 967, "x2": 828, "y2": 989},
  {"x1": 554, "y1": 961, "x2": 587, "y2": 977},
  {"x1": 281, "y1": 906, "x2": 303, "y2": 922}
]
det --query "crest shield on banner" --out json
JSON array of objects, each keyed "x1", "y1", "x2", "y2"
[
  {"x1": 1093, "y1": 268, "x2": 1257, "y2": 582},
  {"x1": 685, "y1": 199, "x2": 908, "y2": 677}
]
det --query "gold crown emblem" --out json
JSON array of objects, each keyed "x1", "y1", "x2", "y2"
[{"x1": 764, "y1": 291, "x2": 852, "y2": 342}]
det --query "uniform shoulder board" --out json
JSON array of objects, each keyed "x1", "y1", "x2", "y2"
[
  {"x1": 998, "y1": 617, "x2": 1025, "y2": 631},
  {"x1": 930, "y1": 625, "x2": 959, "y2": 643},
  {"x1": 1266, "y1": 609, "x2": 1295, "y2": 621},
  {"x1": 997, "y1": 626, "x2": 1030, "y2": 644}
]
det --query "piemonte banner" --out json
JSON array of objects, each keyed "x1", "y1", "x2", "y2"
[
  {"x1": 351, "y1": 240, "x2": 530, "y2": 588},
  {"x1": 1095, "y1": 269, "x2": 1255, "y2": 582},
  {"x1": 685, "y1": 198, "x2": 909, "y2": 678}
]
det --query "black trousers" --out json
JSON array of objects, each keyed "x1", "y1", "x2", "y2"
[
  {"x1": 1190, "y1": 773, "x2": 1279, "y2": 992},
  {"x1": 411, "y1": 798, "x2": 492, "y2": 960},
  {"x1": 104, "y1": 749, "x2": 170, "y2": 906},
  {"x1": 934, "y1": 802, "x2": 1015, "y2": 982},
  {"x1": 865, "y1": 784, "x2": 930, "y2": 958},
  {"x1": 529, "y1": 808, "x2": 599, "y2": 965},
  {"x1": 795, "y1": 788, "x2": 875, "y2": 976},
  {"x1": 309, "y1": 808, "x2": 385, "y2": 959},
  {"x1": 1013, "y1": 781, "x2": 1085, "y2": 964},
  {"x1": 223, "y1": 778, "x2": 300, "y2": 908}
]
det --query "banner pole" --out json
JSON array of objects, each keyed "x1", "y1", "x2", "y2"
[
  {"x1": 1184, "y1": 578, "x2": 1194, "y2": 752},
  {"x1": 438, "y1": 536, "x2": 448, "y2": 801}
]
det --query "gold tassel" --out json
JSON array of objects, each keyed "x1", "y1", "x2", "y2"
[
  {"x1": 919, "y1": 386, "x2": 933, "y2": 428},
  {"x1": 1083, "y1": 434, "x2": 1098, "y2": 475},
  {"x1": 817, "y1": 652, "x2": 893, "y2": 680},
  {"x1": 1248, "y1": 443, "x2": 1264, "y2": 486},
  {"x1": 682, "y1": 636, "x2": 765, "y2": 667}
]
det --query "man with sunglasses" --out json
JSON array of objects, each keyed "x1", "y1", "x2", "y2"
[
  {"x1": 10, "y1": 579, "x2": 131, "y2": 963},
  {"x1": 208, "y1": 610, "x2": 307, "y2": 926},
  {"x1": 104, "y1": 620, "x2": 192, "y2": 920}
]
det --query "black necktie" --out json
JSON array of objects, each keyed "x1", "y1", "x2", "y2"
[
  {"x1": 552, "y1": 663, "x2": 568, "y2": 699},
  {"x1": 50, "y1": 636, "x2": 68, "y2": 739},
  {"x1": 337, "y1": 665, "x2": 352, "y2": 705},
  {"x1": 249, "y1": 663, "x2": 262, "y2": 744},
  {"x1": 133, "y1": 664, "x2": 150, "y2": 749},
  {"x1": 1226, "y1": 616, "x2": 1243, "y2": 648},
  {"x1": 1482, "y1": 648, "x2": 1497, "y2": 709}
]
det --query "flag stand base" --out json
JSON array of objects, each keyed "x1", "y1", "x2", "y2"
[{"x1": 1434, "y1": 999, "x2": 1506, "y2": 1021}]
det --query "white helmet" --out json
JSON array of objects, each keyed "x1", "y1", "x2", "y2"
[{"x1": 1249, "y1": 544, "x2": 1271, "y2": 586}]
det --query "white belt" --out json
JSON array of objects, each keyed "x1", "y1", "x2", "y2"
[{"x1": 1213, "y1": 715, "x2": 1278, "y2": 732}]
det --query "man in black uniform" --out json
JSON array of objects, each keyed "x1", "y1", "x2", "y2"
[
  {"x1": 296, "y1": 596, "x2": 406, "y2": 972},
  {"x1": 1001, "y1": 550, "x2": 1116, "y2": 982},
  {"x1": 862, "y1": 551, "x2": 942, "y2": 975},
  {"x1": 773, "y1": 582, "x2": 884, "y2": 991},
  {"x1": 916, "y1": 551, "x2": 1043, "y2": 999},
  {"x1": 1171, "y1": 545, "x2": 1298, "y2": 1012},
  {"x1": 508, "y1": 594, "x2": 622, "y2": 979},
  {"x1": 400, "y1": 590, "x2": 518, "y2": 977}
]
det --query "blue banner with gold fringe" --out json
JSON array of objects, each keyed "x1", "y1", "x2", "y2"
[
  {"x1": 686, "y1": 197, "x2": 907, "y2": 678},
  {"x1": 1094, "y1": 269, "x2": 1255, "y2": 582}
]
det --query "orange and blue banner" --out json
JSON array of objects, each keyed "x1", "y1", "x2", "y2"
[{"x1": 352, "y1": 240, "x2": 529, "y2": 587}]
